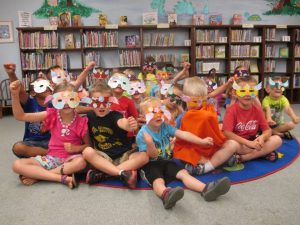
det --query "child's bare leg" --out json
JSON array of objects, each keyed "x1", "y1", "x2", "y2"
[
  {"x1": 117, "y1": 152, "x2": 149, "y2": 171},
  {"x1": 82, "y1": 147, "x2": 120, "y2": 176},
  {"x1": 239, "y1": 135, "x2": 282, "y2": 162},
  {"x1": 152, "y1": 178, "x2": 168, "y2": 197},
  {"x1": 12, "y1": 142, "x2": 47, "y2": 158},
  {"x1": 273, "y1": 122, "x2": 295, "y2": 134},
  {"x1": 209, "y1": 140, "x2": 239, "y2": 167},
  {"x1": 176, "y1": 169, "x2": 206, "y2": 192},
  {"x1": 12, "y1": 158, "x2": 75, "y2": 188},
  {"x1": 50, "y1": 157, "x2": 87, "y2": 175}
]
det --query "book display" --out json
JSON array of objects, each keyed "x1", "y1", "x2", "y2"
[{"x1": 16, "y1": 24, "x2": 300, "y2": 103}]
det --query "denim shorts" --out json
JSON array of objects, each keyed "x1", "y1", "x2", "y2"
[
  {"x1": 22, "y1": 139, "x2": 49, "y2": 149},
  {"x1": 34, "y1": 155, "x2": 65, "y2": 170}
]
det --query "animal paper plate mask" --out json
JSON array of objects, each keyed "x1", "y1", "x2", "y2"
[
  {"x1": 31, "y1": 80, "x2": 53, "y2": 93},
  {"x1": 108, "y1": 74, "x2": 130, "y2": 93},
  {"x1": 128, "y1": 80, "x2": 146, "y2": 95},
  {"x1": 234, "y1": 69, "x2": 249, "y2": 78},
  {"x1": 206, "y1": 80, "x2": 218, "y2": 92},
  {"x1": 143, "y1": 61, "x2": 157, "y2": 71},
  {"x1": 181, "y1": 95, "x2": 207, "y2": 108},
  {"x1": 51, "y1": 70, "x2": 70, "y2": 84},
  {"x1": 268, "y1": 77, "x2": 289, "y2": 91},
  {"x1": 80, "y1": 96, "x2": 119, "y2": 109},
  {"x1": 92, "y1": 67, "x2": 109, "y2": 79},
  {"x1": 46, "y1": 91, "x2": 80, "y2": 109},
  {"x1": 232, "y1": 81, "x2": 262, "y2": 98},
  {"x1": 145, "y1": 105, "x2": 171, "y2": 124},
  {"x1": 160, "y1": 81, "x2": 173, "y2": 96}
]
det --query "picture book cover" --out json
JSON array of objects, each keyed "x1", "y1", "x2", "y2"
[
  {"x1": 58, "y1": 12, "x2": 71, "y2": 27},
  {"x1": 250, "y1": 62, "x2": 259, "y2": 73},
  {"x1": 168, "y1": 12, "x2": 177, "y2": 25},
  {"x1": 209, "y1": 14, "x2": 222, "y2": 25},
  {"x1": 192, "y1": 14, "x2": 205, "y2": 25},
  {"x1": 143, "y1": 12, "x2": 158, "y2": 25},
  {"x1": 215, "y1": 45, "x2": 226, "y2": 58},
  {"x1": 64, "y1": 33, "x2": 75, "y2": 49},
  {"x1": 181, "y1": 53, "x2": 189, "y2": 63},
  {"x1": 279, "y1": 47, "x2": 289, "y2": 58},
  {"x1": 250, "y1": 45, "x2": 260, "y2": 58}
]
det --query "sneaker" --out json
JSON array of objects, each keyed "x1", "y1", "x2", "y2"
[
  {"x1": 223, "y1": 154, "x2": 239, "y2": 167},
  {"x1": 120, "y1": 170, "x2": 137, "y2": 189},
  {"x1": 162, "y1": 187, "x2": 184, "y2": 209},
  {"x1": 86, "y1": 169, "x2": 106, "y2": 185},
  {"x1": 201, "y1": 177, "x2": 231, "y2": 202},
  {"x1": 185, "y1": 163, "x2": 205, "y2": 175}
]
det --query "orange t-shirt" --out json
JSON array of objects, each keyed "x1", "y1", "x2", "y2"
[{"x1": 173, "y1": 105, "x2": 226, "y2": 166}]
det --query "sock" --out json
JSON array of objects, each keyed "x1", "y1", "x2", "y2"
[
  {"x1": 204, "y1": 161, "x2": 214, "y2": 173},
  {"x1": 119, "y1": 170, "x2": 124, "y2": 176}
]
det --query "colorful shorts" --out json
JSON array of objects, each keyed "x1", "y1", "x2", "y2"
[{"x1": 34, "y1": 155, "x2": 65, "y2": 170}]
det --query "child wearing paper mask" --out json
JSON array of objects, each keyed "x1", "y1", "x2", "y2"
[
  {"x1": 173, "y1": 77, "x2": 239, "y2": 176},
  {"x1": 262, "y1": 76, "x2": 300, "y2": 139},
  {"x1": 4, "y1": 64, "x2": 52, "y2": 158},
  {"x1": 81, "y1": 82, "x2": 148, "y2": 188},
  {"x1": 136, "y1": 97, "x2": 231, "y2": 209},
  {"x1": 10, "y1": 81, "x2": 89, "y2": 188},
  {"x1": 138, "y1": 56, "x2": 158, "y2": 95},
  {"x1": 223, "y1": 76, "x2": 282, "y2": 162}
]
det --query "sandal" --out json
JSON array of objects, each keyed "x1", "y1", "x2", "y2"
[
  {"x1": 61, "y1": 174, "x2": 77, "y2": 189},
  {"x1": 262, "y1": 151, "x2": 278, "y2": 162},
  {"x1": 283, "y1": 131, "x2": 294, "y2": 140}
]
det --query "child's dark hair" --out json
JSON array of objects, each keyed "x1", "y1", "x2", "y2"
[
  {"x1": 236, "y1": 76, "x2": 258, "y2": 85},
  {"x1": 89, "y1": 81, "x2": 113, "y2": 96},
  {"x1": 53, "y1": 81, "x2": 76, "y2": 94}
]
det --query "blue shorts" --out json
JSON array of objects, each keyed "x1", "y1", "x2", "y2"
[
  {"x1": 34, "y1": 155, "x2": 64, "y2": 170},
  {"x1": 22, "y1": 139, "x2": 49, "y2": 149}
]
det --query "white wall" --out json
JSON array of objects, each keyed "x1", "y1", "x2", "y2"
[{"x1": 0, "y1": 0, "x2": 300, "y2": 80}]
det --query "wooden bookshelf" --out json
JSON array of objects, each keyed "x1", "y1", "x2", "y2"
[{"x1": 17, "y1": 25, "x2": 300, "y2": 103}]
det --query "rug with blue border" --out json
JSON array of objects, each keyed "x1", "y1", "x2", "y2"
[{"x1": 80, "y1": 139, "x2": 300, "y2": 189}]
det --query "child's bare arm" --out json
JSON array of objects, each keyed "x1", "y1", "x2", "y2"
[
  {"x1": 175, "y1": 130, "x2": 213, "y2": 146},
  {"x1": 10, "y1": 80, "x2": 46, "y2": 122},
  {"x1": 143, "y1": 132, "x2": 158, "y2": 159},
  {"x1": 285, "y1": 105, "x2": 300, "y2": 124},
  {"x1": 64, "y1": 133, "x2": 91, "y2": 153},
  {"x1": 117, "y1": 116, "x2": 138, "y2": 132},
  {"x1": 172, "y1": 62, "x2": 190, "y2": 84},
  {"x1": 224, "y1": 130, "x2": 261, "y2": 150},
  {"x1": 73, "y1": 61, "x2": 96, "y2": 90},
  {"x1": 264, "y1": 105, "x2": 276, "y2": 125},
  {"x1": 4, "y1": 63, "x2": 28, "y2": 104},
  {"x1": 209, "y1": 77, "x2": 234, "y2": 98}
]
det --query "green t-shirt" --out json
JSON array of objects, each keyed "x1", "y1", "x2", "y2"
[{"x1": 262, "y1": 95, "x2": 290, "y2": 124}]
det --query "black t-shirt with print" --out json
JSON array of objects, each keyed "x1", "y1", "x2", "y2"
[{"x1": 87, "y1": 111, "x2": 131, "y2": 159}]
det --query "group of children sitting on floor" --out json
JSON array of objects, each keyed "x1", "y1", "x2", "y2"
[{"x1": 4, "y1": 56, "x2": 300, "y2": 209}]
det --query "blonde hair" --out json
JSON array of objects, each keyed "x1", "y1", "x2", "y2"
[
  {"x1": 53, "y1": 81, "x2": 75, "y2": 94},
  {"x1": 89, "y1": 81, "x2": 112, "y2": 96},
  {"x1": 139, "y1": 97, "x2": 161, "y2": 115},
  {"x1": 183, "y1": 76, "x2": 207, "y2": 97}
]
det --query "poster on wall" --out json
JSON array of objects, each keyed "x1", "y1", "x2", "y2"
[
  {"x1": 18, "y1": 11, "x2": 32, "y2": 27},
  {"x1": 0, "y1": 21, "x2": 14, "y2": 43}
]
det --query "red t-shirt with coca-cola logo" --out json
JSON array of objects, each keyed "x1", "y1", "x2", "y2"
[{"x1": 223, "y1": 102, "x2": 269, "y2": 139}]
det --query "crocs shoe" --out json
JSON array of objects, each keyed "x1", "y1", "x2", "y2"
[
  {"x1": 201, "y1": 177, "x2": 231, "y2": 202},
  {"x1": 162, "y1": 187, "x2": 184, "y2": 209}
]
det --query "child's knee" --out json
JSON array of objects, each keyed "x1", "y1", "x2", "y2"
[
  {"x1": 12, "y1": 159, "x2": 23, "y2": 173},
  {"x1": 12, "y1": 142, "x2": 26, "y2": 157},
  {"x1": 270, "y1": 135, "x2": 282, "y2": 147},
  {"x1": 225, "y1": 140, "x2": 240, "y2": 153},
  {"x1": 286, "y1": 122, "x2": 296, "y2": 130},
  {"x1": 73, "y1": 156, "x2": 87, "y2": 170},
  {"x1": 132, "y1": 152, "x2": 149, "y2": 164},
  {"x1": 82, "y1": 147, "x2": 96, "y2": 160}
]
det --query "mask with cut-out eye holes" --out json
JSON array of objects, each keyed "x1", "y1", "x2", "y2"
[
  {"x1": 92, "y1": 67, "x2": 109, "y2": 79},
  {"x1": 232, "y1": 81, "x2": 262, "y2": 98},
  {"x1": 51, "y1": 70, "x2": 70, "y2": 85},
  {"x1": 145, "y1": 106, "x2": 171, "y2": 124},
  {"x1": 268, "y1": 77, "x2": 289, "y2": 92},
  {"x1": 181, "y1": 95, "x2": 207, "y2": 108},
  {"x1": 50, "y1": 91, "x2": 80, "y2": 109},
  {"x1": 80, "y1": 96, "x2": 119, "y2": 109},
  {"x1": 31, "y1": 80, "x2": 53, "y2": 93},
  {"x1": 160, "y1": 81, "x2": 173, "y2": 96},
  {"x1": 143, "y1": 61, "x2": 157, "y2": 71},
  {"x1": 128, "y1": 80, "x2": 146, "y2": 95},
  {"x1": 108, "y1": 75, "x2": 130, "y2": 92},
  {"x1": 234, "y1": 69, "x2": 249, "y2": 78}
]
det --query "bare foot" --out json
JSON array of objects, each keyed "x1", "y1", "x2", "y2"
[{"x1": 19, "y1": 175, "x2": 38, "y2": 186}]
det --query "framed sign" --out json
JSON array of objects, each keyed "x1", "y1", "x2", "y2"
[{"x1": 0, "y1": 21, "x2": 14, "y2": 43}]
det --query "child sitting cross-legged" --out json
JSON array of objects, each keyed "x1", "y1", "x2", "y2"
[
  {"x1": 11, "y1": 81, "x2": 89, "y2": 188},
  {"x1": 262, "y1": 76, "x2": 300, "y2": 139},
  {"x1": 223, "y1": 76, "x2": 283, "y2": 162},
  {"x1": 136, "y1": 97, "x2": 231, "y2": 209},
  {"x1": 81, "y1": 82, "x2": 149, "y2": 189}
]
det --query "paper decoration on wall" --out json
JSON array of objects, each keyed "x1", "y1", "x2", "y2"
[
  {"x1": 34, "y1": 0, "x2": 100, "y2": 18},
  {"x1": 244, "y1": 12, "x2": 262, "y2": 21},
  {"x1": 173, "y1": 0, "x2": 196, "y2": 15},
  {"x1": 264, "y1": 0, "x2": 300, "y2": 15},
  {"x1": 151, "y1": 0, "x2": 166, "y2": 16}
]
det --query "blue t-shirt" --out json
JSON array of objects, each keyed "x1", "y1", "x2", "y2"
[
  {"x1": 136, "y1": 123, "x2": 176, "y2": 160},
  {"x1": 150, "y1": 85, "x2": 159, "y2": 97},
  {"x1": 175, "y1": 111, "x2": 185, "y2": 129},
  {"x1": 23, "y1": 96, "x2": 51, "y2": 141}
]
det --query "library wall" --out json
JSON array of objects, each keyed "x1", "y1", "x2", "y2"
[{"x1": 1, "y1": 0, "x2": 300, "y2": 80}]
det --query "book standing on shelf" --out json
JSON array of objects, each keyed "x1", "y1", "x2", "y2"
[
  {"x1": 279, "y1": 47, "x2": 289, "y2": 58},
  {"x1": 64, "y1": 33, "x2": 75, "y2": 49},
  {"x1": 58, "y1": 12, "x2": 71, "y2": 27},
  {"x1": 215, "y1": 45, "x2": 226, "y2": 58},
  {"x1": 143, "y1": 12, "x2": 158, "y2": 25},
  {"x1": 250, "y1": 62, "x2": 259, "y2": 73},
  {"x1": 168, "y1": 12, "x2": 177, "y2": 25},
  {"x1": 209, "y1": 14, "x2": 222, "y2": 25},
  {"x1": 125, "y1": 35, "x2": 140, "y2": 48},
  {"x1": 192, "y1": 14, "x2": 205, "y2": 25},
  {"x1": 181, "y1": 53, "x2": 189, "y2": 63}
]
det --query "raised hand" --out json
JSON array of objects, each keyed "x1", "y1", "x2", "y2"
[
  {"x1": 10, "y1": 80, "x2": 22, "y2": 94},
  {"x1": 3, "y1": 63, "x2": 16, "y2": 75}
]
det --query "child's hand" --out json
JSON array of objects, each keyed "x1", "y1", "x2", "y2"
[
  {"x1": 86, "y1": 61, "x2": 96, "y2": 70},
  {"x1": 267, "y1": 118, "x2": 276, "y2": 126},
  {"x1": 64, "y1": 143, "x2": 73, "y2": 153},
  {"x1": 137, "y1": 116, "x2": 146, "y2": 127},
  {"x1": 10, "y1": 80, "x2": 21, "y2": 95},
  {"x1": 182, "y1": 62, "x2": 191, "y2": 70},
  {"x1": 3, "y1": 63, "x2": 16, "y2": 75},
  {"x1": 247, "y1": 140, "x2": 262, "y2": 151},
  {"x1": 127, "y1": 116, "x2": 138, "y2": 131},
  {"x1": 254, "y1": 136, "x2": 264, "y2": 149},
  {"x1": 227, "y1": 77, "x2": 235, "y2": 85},
  {"x1": 200, "y1": 137, "x2": 214, "y2": 146},
  {"x1": 292, "y1": 116, "x2": 300, "y2": 124}
]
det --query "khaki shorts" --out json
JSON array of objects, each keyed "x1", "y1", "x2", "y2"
[{"x1": 96, "y1": 149, "x2": 136, "y2": 166}]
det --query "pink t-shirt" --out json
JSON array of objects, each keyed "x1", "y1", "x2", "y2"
[
  {"x1": 223, "y1": 102, "x2": 269, "y2": 139},
  {"x1": 44, "y1": 108, "x2": 88, "y2": 159}
]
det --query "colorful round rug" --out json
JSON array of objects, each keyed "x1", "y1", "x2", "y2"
[{"x1": 81, "y1": 139, "x2": 300, "y2": 189}]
